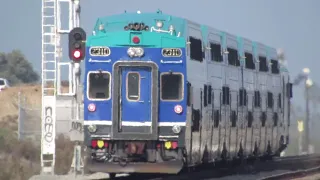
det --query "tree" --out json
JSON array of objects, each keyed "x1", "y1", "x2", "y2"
[{"x1": 0, "y1": 50, "x2": 39, "y2": 85}]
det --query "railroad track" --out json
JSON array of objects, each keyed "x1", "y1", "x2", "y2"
[
  {"x1": 260, "y1": 165, "x2": 320, "y2": 180},
  {"x1": 105, "y1": 154, "x2": 320, "y2": 180}
]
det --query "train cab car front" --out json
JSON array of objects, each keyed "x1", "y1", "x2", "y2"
[{"x1": 83, "y1": 11, "x2": 187, "y2": 174}]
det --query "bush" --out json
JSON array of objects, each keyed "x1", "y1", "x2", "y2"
[
  {"x1": 0, "y1": 127, "x2": 40, "y2": 180},
  {"x1": 55, "y1": 134, "x2": 75, "y2": 175},
  {"x1": 0, "y1": 50, "x2": 39, "y2": 85},
  {"x1": 0, "y1": 126, "x2": 76, "y2": 180}
]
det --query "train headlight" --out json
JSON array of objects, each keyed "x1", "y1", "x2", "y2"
[
  {"x1": 127, "y1": 48, "x2": 135, "y2": 57},
  {"x1": 172, "y1": 125, "x2": 181, "y2": 134},
  {"x1": 127, "y1": 47, "x2": 144, "y2": 57},
  {"x1": 135, "y1": 48, "x2": 144, "y2": 57},
  {"x1": 88, "y1": 125, "x2": 97, "y2": 133}
]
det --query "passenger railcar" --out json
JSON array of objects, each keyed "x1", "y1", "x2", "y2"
[{"x1": 83, "y1": 10, "x2": 293, "y2": 177}]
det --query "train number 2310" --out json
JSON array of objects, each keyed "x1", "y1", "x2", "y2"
[
  {"x1": 162, "y1": 48, "x2": 182, "y2": 57},
  {"x1": 89, "y1": 46, "x2": 111, "y2": 56}
]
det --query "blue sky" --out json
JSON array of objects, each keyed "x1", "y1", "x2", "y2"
[{"x1": 0, "y1": 0, "x2": 319, "y2": 105}]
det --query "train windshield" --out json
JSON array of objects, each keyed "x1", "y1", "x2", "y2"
[
  {"x1": 0, "y1": 80, "x2": 4, "y2": 85},
  {"x1": 161, "y1": 73, "x2": 183, "y2": 101},
  {"x1": 88, "y1": 72, "x2": 111, "y2": 100}
]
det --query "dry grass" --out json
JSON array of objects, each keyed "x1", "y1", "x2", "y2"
[
  {"x1": 0, "y1": 82, "x2": 75, "y2": 179},
  {"x1": 0, "y1": 82, "x2": 70, "y2": 123},
  {"x1": 0, "y1": 84, "x2": 41, "y2": 122},
  {"x1": 0, "y1": 126, "x2": 76, "y2": 180}
]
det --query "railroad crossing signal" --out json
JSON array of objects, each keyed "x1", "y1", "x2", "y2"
[
  {"x1": 68, "y1": 27, "x2": 86, "y2": 61},
  {"x1": 297, "y1": 120, "x2": 304, "y2": 132}
]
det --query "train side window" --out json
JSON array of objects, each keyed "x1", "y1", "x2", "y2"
[
  {"x1": 161, "y1": 73, "x2": 184, "y2": 101},
  {"x1": 204, "y1": 84, "x2": 208, "y2": 107},
  {"x1": 254, "y1": 91, "x2": 261, "y2": 107},
  {"x1": 247, "y1": 111, "x2": 253, "y2": 128},
  {"x1": 227, "y1": 48, "x2": 239, "y2": 66},
  {"x1": 214, "y1": 110, "x2": 220, "y2": 128},
  {"x1": 126, "y1": 72, "x2": 140, "y2": 101},
  {"x1": 88, "y1": 71, "x2": 111, "y2": 100},
  {"x1": 189, "y1": 36, "x2": 203, "y2": 62},
  {"x1": 245, "y1": 52, "x2": 255, "y2": 70},
  {"x1": 239, "y1": 88, "x2": 247, "y2": 106},
  {"x1": 259, "y1": 56, "x2": 269, "y2": 72},
  {"x1": 278, "y1": 93, "x2": 281, "y2": 108},
  {"x1": 267, "y1": 92, "x2": 273, "y2": 108},
  {"x1": 273, "y1": 112, "x2": 278, "y2": 127},
  {"x1": 286, "y1": 82, "x2": 293, "y2": 98},
  {"x1": 187, "y1": 82, "x2": 191, "y2": 106},
  {"x1": 271, "y1": 59, "x2": 280, "y2": 74},
  {"x1": 208, "y1": 85, "x2": 212, "y2": 104},
  {"x1": 210, "y1": 43, "x2": 223, "y2": 62},
  {"x1": 231, "y1": 111, "x2": 237, "y2": 127},
  {"x1": 192, "y1": 109, "x2": 200, "y2": 132},
  {"x1": 261, "y1": 112, "x2": 266, "y2": 127},
  {"x1": 222, "y1": 86, "x2": 230, "y2": 105}
]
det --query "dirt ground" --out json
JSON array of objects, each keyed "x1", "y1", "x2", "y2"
[
  {"x1": 0, "y1": 84, "x2": 41, "y2": 122},
  {"x1": 0, "y1": 84, "x2": 69, "y2": 124}
]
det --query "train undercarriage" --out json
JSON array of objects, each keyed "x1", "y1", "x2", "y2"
[
  {"x1": 84, "y1": 140, "x2": 185, "y2": 175},
  {"x1": 84, "y1": 139, "x2": 287, "y2": 177}
]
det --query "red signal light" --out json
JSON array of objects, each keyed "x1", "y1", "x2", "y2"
[
  {"x1": 73, "y1": 50, "x2": 81, "y2": 59},
  {"x1": 132, "y1": 36, "x2": 140, "y2": 44}
]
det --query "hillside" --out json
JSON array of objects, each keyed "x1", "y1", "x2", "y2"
[
  {"x1": 0, "y1": 84, "x2": 75, "y2": 180},
  {"x1": 0, "y1": 84, "x2": 41, "y2": 129},
  {"x1": 0, "y1": 83, "x2": 72, "y2": 122}
]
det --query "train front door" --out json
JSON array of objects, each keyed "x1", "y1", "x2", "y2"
[
  {"x1": 112, "y1": 62, "x2": 158, "y2": 140},
  {"x1": 121, "y1": 67, "x2": 151, "y2": 125}
]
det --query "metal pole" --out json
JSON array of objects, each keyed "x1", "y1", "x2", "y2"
[
  {"x1": 72, "y1": 0, "x2": 82, "y2": 176},
  {"x1": 18, "y1": 92, "x2": 21, "y2": 141},
  {"x1": 305, "y1": 82, "x2": 310, "y2": 154},
  {"x1": 298, "y1": 130, "x2": 302, "y2": 155}
]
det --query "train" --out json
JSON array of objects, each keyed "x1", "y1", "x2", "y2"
[{"x1": 82, "y1": 10, "x2": 293, "y2": 177}]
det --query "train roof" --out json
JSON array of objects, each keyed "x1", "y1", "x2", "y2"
[
  {"x1": 92, "y1": 10, "x2": 287, "y2": 72},
  {"x1": 93, "y1": 10, "x2": 187, "y2": 36},
  {"x1": 94, "y1": 11, "x2": 275, "y2": 49}
]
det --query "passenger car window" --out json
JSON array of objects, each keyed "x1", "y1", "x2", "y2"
[
  {"x1": 127, "y1": 72, "x2": 140, "y2": 101},
  {"x1": 245, "y1": 52, "x2": 255, "y2": 70},
  {"x1": 210, "y1": 43, "x2": 223, "y2": 62},
  {"x1": 222, "y1": 86, "x2": 230, "y2": 105},
  {"x1": 161, "y1": 73, "x2": 183, "y2": 101},
  {"x1": 254, "y1": 91, "x2": 261, "y2": 107},
  {"x1": 88, "y1": 72, "x2": 111, "y2": 100},
  {"x1": 259, "y1": 56, "x2": 268, "y2": 72},
  {"x1": 267, "y1": 91, "x2": 274, "y2": 108},
  {"x1": 227, "y1": 48, "x2": 239, "y2": 66},
  {"x1": 189, "y1": 36, "x2": 203, "y2": 62},
  {"x1": 271, "y1": 59, "x2": 280, "y2": 74}
]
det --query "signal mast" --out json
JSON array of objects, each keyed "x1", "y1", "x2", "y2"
[{"x1": 41, "y1": 0, "x2": 85, "y2": 175}]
